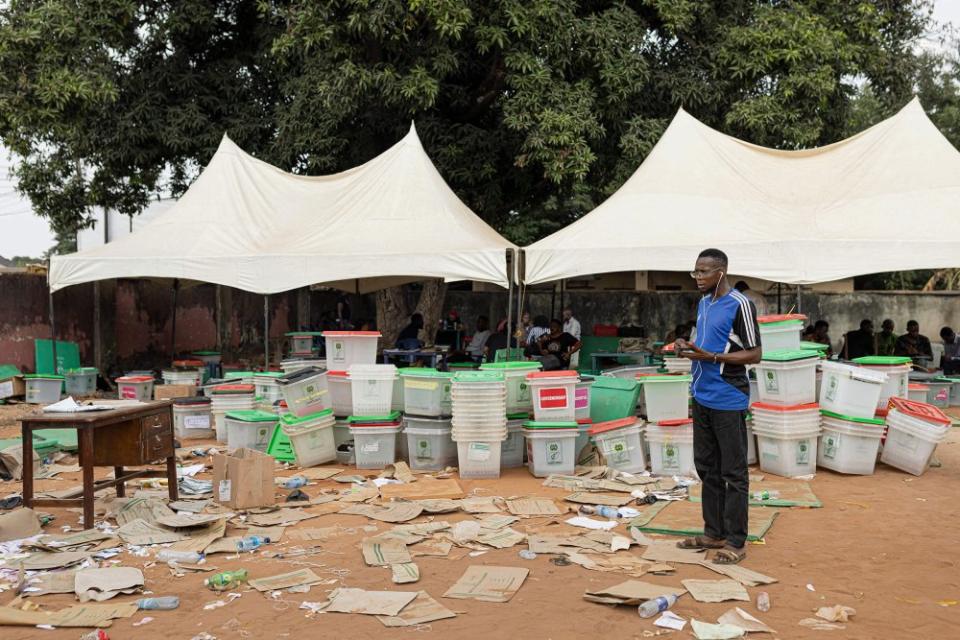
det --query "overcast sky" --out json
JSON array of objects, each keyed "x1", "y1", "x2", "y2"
[{"x1": 1, "y1": 0, "x2": 958, "y2": 260}]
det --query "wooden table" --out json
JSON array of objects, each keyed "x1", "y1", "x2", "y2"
[{"x1": 20, "y1": 400, "x2": 178, "y2": 529}]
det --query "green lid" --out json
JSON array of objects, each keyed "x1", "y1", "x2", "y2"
[
  {"x1": 347, "y1": 410, "x2": 402, "y2": 423},
  {"x1": 933, "y1": 376, "x2": 956, "y2": 383},
  {"x1": 0, "y1": 364, "x2": 22, "y2": 380},
  {"x1": 224, "y1": 410, "x2": 279, "y2": 423},
  {"x1": 192, "y1": 350, "x2": 221, "y2": 356},
  {"x1": 852, "y1": 356, "x2": 912, "y2": 366},
  {"x1": 591, "y1": 376, "x2": 639, "y2": 390},
  {"x1": 447, "y1": 362, "x2": 480, "y2": 370},
  {"x1": 523, "y1": 420, "x2": 578, "y2": 429},
  {"x1": 507, "y1": 412, "x2": 531, "y2": 420},
  {"x1": 23, "y1": 374, "x2": 65, "y2": 380},
  {"x1": 285, "y1": 331, "x2": 324, "y2": 337},
  {"x1": 66, "y1": 367, "x2": 98, "y2": 374},
  {"x1": 761, "y1": 349, "x2": 820, "y2": 362},
  {"x1": 480, "y1": 362, "x2": 542, "y2": 371},
  {"x1": 225, "y1": 371, "x2": 256, "y2": 379},
  {"x1": 254, "y1": 371, "x2": 285, "y2": 378},
  {"x1": 280, "y1": 408, "x2": 334, "y2": 425},
  {"x1": 638, "y1": 375, "x2": 692, "y2": 383},
  {"x1": 820, "y1": 409, "x2": 885, "y2": 426},
  {"x1": 799, "y1": 341, "x2": 830, "y2": 352},
  {"x1": 453, "y1": 371, "x2": 505, "y2": 383},
  {"x1": 399, "y1": 368, "x2": 452, "y2": 378}
]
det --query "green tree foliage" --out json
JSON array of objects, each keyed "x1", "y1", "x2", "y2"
[{"x1": 0, "y1": 0, "x2": 935, "y2": 249}]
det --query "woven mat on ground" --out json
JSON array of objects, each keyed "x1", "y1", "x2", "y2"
[
  {"x1": 688, "y1": 478, "x2": 821, "y2": 508},
  {"x1": 628, "y1": 500, "x2": 779, "y2": 542}
]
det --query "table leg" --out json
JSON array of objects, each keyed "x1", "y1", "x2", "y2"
[
  {"x1": 80, "y1": 428, "x2": 95, "y2": 529},
  {"x1": 21, "y1": 424, "x2": 33, "y2": 507},
  {"x1": 114, "y1": 467, "x2": 125, "y2": 497},
  {"x1": 166, "y1": 456, "x2": 179, "y2": 501}
]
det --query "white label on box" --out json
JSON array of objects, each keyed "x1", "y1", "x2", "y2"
[
  {"x1": 795, "y1": 439, "x2": 810, "y2": 465},
  {"x1": 603, "y1": 437, "x2": 630, "y2": 464},
  {"x1": 763, "y1": 370, "x2": 779, "y2": 393},
  {"x1": 185, "y1": 415, "x2": 210, "y2": 429},
  {"x1": 468, "y1": 442, "x2": 491, "y2": 461},
  {"x1": 361, "y1": 441, "x2": 380, "y2": 453},
  {"x1": 546, "y1": 440, "x2": 563, "y2": 464},
  {"x1": 661, "y1": 443, "x2": 679, "y2": 471},
  {"x1": 0, "y1": 380, "x2": 13, "y2": 398},
  {"x1": 218, "y1": 479, "x2": 232, "y2": 502},
  {"x1": 822, "y1": 434, "x2": 839, "y2": 459}
]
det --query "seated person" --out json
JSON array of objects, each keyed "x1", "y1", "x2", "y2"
[
  {"x1": 842, "y1": 319, "x2": 874, "y2": 360},
  {"x1": 396, "y1": 312, "x2": 424, "y2": 350},
  {"x1": 484, "y1": 319, "x2": 518, "y2": 360},
  {"x1": 534, "y1": 319, "x2": 582, "y2": 370},
  {"x1": 464, "y1": 316, "x2": 492, "y2": 362},
  {"x1": 809, "y1": 320, "x2": 833, "y2": 357},
  {"x1": 941, "y1": 326, "x2": 960, "y2": 375},
  {"x1": 894, "y1": 320, "x2": 933, "y2": 363}
]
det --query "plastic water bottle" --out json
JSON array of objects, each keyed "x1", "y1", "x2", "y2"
[
  {"x1": 751, "y1": 490, "x2": 781, "y2": 501},
  {"x1": 156, "y1": 550, "x2": 204, "y2": 564},
  {"x1": 236, "y1": 535, "x2": 270, "y2": 552},
  {"x1": 281, "y1": 475, "x2": 307, "y2": 488},
  {"x1": 205, "y1": 570, "x2": 248, "y2": 591},
  {"x1": 137, "y1": 596, "x2": 180, "y2": 610},
  {"x1": 757, "y1": 591, "x2": 771, "y2": 612},
  {"x1": 579, "y1": 505, "x2": 619, "y2": 518},
  {"x1": 79, "y1": 631, "x2": 109, "y2": 640},
  {"x1": 638, "y1": 594, "x2": 678, "y2": 618}
]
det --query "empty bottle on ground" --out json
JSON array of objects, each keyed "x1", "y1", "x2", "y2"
[
  {"x1": 638, "y1": 594, "x2": 678, "y2": 618},
  {"x1": 137, "y1": 596, "x2": 180, "y2": 610},
  {"x1": 236, "y1": 535, "x2": 270, "y2": 552}
]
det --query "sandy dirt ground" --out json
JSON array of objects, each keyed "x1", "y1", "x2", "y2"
[{"x1": 0, "y1": 402, "x2": 958, "y2": 640}]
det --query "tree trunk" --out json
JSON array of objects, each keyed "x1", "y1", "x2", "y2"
[
  {"x1": 414, "y1": 279, "x2": 448, "y2": 348},
  {"x1": 375, "y1": 286, "x2": 411, "y2": 349}
]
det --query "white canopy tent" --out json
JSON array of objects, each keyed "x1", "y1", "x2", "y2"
[
  {"x1": 51, "y1": 124, "x2": 515, "y2": 293},
  {"x1": 48, "y1": 125, "x2": 516, "y2": 365},
  {"x1": 523, "y1": 98, "x2": 960, "y2": 286}
]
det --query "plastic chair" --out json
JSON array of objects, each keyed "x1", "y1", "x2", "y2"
[{"x1": 494, "y1": 348, "x2": 524, "y2": 362}]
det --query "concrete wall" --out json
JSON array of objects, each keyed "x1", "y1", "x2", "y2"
[{"x1": 2, "y1": 273, "x2": 958, "y2": 373}]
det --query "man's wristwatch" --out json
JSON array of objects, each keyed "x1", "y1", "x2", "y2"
[{"x1": 712, "y1": 353, "x2": 719, "y2": 364}]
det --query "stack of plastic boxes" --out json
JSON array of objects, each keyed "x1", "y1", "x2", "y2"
[
  {"x1": 756, "y1": 314, "x2": 806, "y2": 354},
  {"x1": 400, "y1": 369, "x2": 456, "y2": 471},
  {"x1": 254, "y1": 371, "x2": 285, "y2": 412},
  {"x1": 750, "y1": 347, "x2": 821, "y2": 477},
  {"x1": 852, "y1": 356, "x2": 912, "y2": 412},
  {"x1": 451, "y1": 371, "x2": 508, "y2": 478},
  {"x1": 210, "y1": 384, "x2": 256, "y2": 443},
  {"x1": 880, "y1": 397, "x2": 952, "y2": 476},
  {"x1": 480, "y1": 361, "x2": 543, "y2": 469},
  {"x1": 523, "y1": 371, "x2": 580, "y2": 477}
]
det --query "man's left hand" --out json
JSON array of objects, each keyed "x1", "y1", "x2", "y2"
[{"x1": 678, "y1": 342, "x2": 715, "y2": 362}]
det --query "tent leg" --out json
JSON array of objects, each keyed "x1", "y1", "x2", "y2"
[
  {"x1": 264, "y1": 295, "x2": 270, "y2": 370},
  {"x1": 796, "y1": 285, "x2": 802, "y2": 314},
  {"x1": 49, "y1": 289, "x2": 58, "y2": 374},
  {"x1": 506, "y1": 250, "x2": 514, "y2": 362},
  {"x1": 777, "y1": 283, "x2": 782, "y2": 314},
  {"x1": 170, "y1": 279, "x2": 180, "y2": 362}
]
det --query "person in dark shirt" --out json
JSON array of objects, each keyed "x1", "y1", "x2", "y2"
[
  {"x1": 894, "y1": 320, "x2": 933, "y2": 362},
  {"x1": 810, "y1": 320, "x2": 833, "y2": 356},
  {"x1": 940, "y1": 327, "x2": 960, "y2": 375},
  {"x1": 536, "y1": 319, "x2": 581, "y2": 369},
  {"x1": 842, "y1": 319, "x2": 875, "y2": 360},
  {"x1": 484, "y1": 319, "x2": 518, "y2": 360},
  {"x1": 396, "y1": 313, "x2": 424, "y2": 350}
]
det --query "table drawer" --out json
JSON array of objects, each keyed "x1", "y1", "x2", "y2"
[{"x1": 141, "y1": 412, "x2": 173, "y2": 462}]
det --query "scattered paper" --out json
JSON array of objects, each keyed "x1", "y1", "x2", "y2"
[
  {"x1": 113, "y1": 497, "x2": 174, "y2": 526},
  {"x1": 583, "y1": 580, "x2": 686, "y2": 605},
  {"x1": 17, "y1": 550, "x2": 90, "y2": 571},
  {"x1": 700, "y1": 562, "x2": 778, "y2": 586},
  {"x1": 642, "y1": 541, "x2": 706, "y2": 565},
  {"x1": 117, "y1": 519, "x2": 186, "y2": 545},
  {"x1": 75, "y1": 567, "x2": 144, "y2": 602},
  {"x1": 379, "y1": 478, "x2": 464, "y2": 501},
  {"x1": 506, "y1": 497, "x2": 561, "y2": 516},
  {"x1": 21, "y1": 570, "x2": 78, "y2": 597},
  {"x1": 286, "y1": 527, "x2": 340, "y2": 542},
  {"x1": 458, "y1": 496, "x2": 502, "y2": 513},
  {"x1": 799, "y1": 618, "x2": 846, "y2": 631},
  {"x1": 476, "y1": 527, "x2": 526, "y2": 549},
  {"x1": 362, "y1": 538, "x2": 413, "y2": 566},
  {"x1": 0, "y1": 508, "x2": 42, "y2": 542},
  {"x1": 443, "y1": 565, "x2": 528, "y2": 603},
  {"x1": 377, "y1": 590, "x2": 456, "y2": 627},
  {"x1": 155, "y1": 513, "x2": 226, "y2": 529},
  {"x1": 565, "y1": 516, "x2": 618, "y2": 530},
  {"x1": 417, "y1": 499, "x2": 461, "y2": 513},
  {"x1": 410, "y1": 539, "x2": 453, "y2": 557},
  {"x1": 655, "y1": 611, "x2": 688, "y2": 630},
  {"x1": 0, "y1": 602, "x2": 137, "y2": 627},
  {"x1": 476, "y1": 514, "x2": 520, "y2": 530},
  {"x1": 325, "y1": 588, "x2": 418, "y2": 616},
  {"x1": 717, "y1": 607, "x2": 775, "y2": 633},
  {"x1": 245, "y1": 508, "x2": 319, "y2": 527},
  {"x1": 390, "y1": 563, "x2": 420, "y2": 584},
  {"x1": 42, "y1": 397, "x2": 112, "y2": 412},
  {"x1": 564, "y1": 492, "x2": 634, "y2": 506},
  {"x1": 344, "y1": 502, "x2": 424, "y2": 523},
  {"x1": 248, "y1": 568, "x2": 322, "y2": 592},
  {"x1": 381, "y1": 462, "x2": 416, "y2": 483},
  {"x1": 298, "y1": 467, "x2": 344, "y2": 480},
  {"x1": 815, "y1": 605, "x2": 856, "y2": 623},
  {"x1": 691, "y1": 619, "x2": 746, "y2": 640},
  {"x1": 682, "y1": 579, "x2": 750, "y2": 603}
]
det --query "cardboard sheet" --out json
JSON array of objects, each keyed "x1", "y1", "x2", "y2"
[
  {"x1": 362, "y1": 538, "x2": 413, "y2": 566},
  {"x1": 458, "y1": 496, "x2": 502, "y2": 513},
  {"x1": 325, "y1": 588, "x2": 419, "y2": 616},
  {"x1": 641, "y1": 541, "x2": 707, "y2": 565},
  {"x1": 564, "y1": 491, "x2": 635, "y2": 506},
  {"x1": 443, "y1": 566, "x2": 528, "y2": 603},
  {"x1": 700, "y1": 562, "x2": 778, "y2": 587},
  {"x1": 682, "y1": 579, "x2": 750, "y2": 603},
  {"x1": 245, "y1": 508, "x2": 320, "y2": 527},
  {"x1": 505, "y1": 497, "x2": 561, "y2": 516},
  {"x1": 117, "y1": 519, "x2": 186, "y2": 545},
  {"x1": 21, "y1": 570, "x2": 78, "y2": 597},
  {"x1": 0, "y1": 507, "x2": 42, "y2": 542},
  {"x1": 17, "y1": 550, "x2": 90, "y2": 571},
  {"x1": 377, "y1": 590, "x2": 456, "y2": 627},
  {"x1": 390, "y1": 562, "x2": 421, "y2": 584},
  {"x1": 248, "y1": 568, "x2": 322, "y2": 592},
  {"x1": 298, "y1": 467, "x2": 344, "y2": 480},
  {"x1": 0, "y1": 602, "x2": 138, "y2": 627},
  {"x1": 717, "y1": 607, "x2": 776, "y2": 633},
  {"x1": 75, "y1": 567, "x2": 144, "y2": 602},
  {"x1": 113, "y1": 497, "x2": 174, "y2": 526},
  {"x1": 583, "y1": 579, "x2": 686, "y2": 605},
  {"x1": 379, "y1": 478, "x2": 464, "y2": 501}
]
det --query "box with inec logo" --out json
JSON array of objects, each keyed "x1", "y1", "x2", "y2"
[
  {"x1": 523, "y1": 422, "x2": 578, "y2": 477},
  {"x1": 645, "y1": 419, "x2": 695, "y2": 477},
  {"x1": 588, "y1": 417, "x2": 646, "y2": 474},
  {"x1": 526, "y1": 370, "x2": 579, "y2": 422},
  {"x1": 753, "y1": 350, "x2": 819, "y2": 406}
]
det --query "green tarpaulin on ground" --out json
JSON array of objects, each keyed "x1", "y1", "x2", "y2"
[{"x1": 629, "y1": 500, "x2": 779, "y2": 542}]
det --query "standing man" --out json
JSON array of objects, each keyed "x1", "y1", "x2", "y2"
[
  {"x1": 675, "y1": 249, "x2": 761, "y2": 565},
  {"x1": 562, "y1": 308, "x2": 582, "y2": 368}
]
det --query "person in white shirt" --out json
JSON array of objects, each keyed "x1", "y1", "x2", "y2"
[
  {"x1": 562, "y1": 308, "x2": 581, "y2": 339},
  {"x1": 465, "y1": 315, "x2": 492, "y2": 361},
  {"x1": 733, "y1": 281, "x2": 769, "y2": 317}
]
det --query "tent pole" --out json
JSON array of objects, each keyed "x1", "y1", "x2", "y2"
[
  {"x1": 170, "y1": 279, "x2": 180, "y2": 362},
  {"x1": 506, "y1": 249, "x2": 514, "y2": 361},
  {"x1": 777, "y1": 283, "x2": 782, "y2": 314},
  {"x1": 264, "y1": 294, "x2": 270, "y2": 370},
  {"x1": 796, "y1": 285, "x2": 802, "y2": 314},
  {"x1": 560, "y1": 279, "x2": 565, "y2": 318},
  {"x1": 49, "y1": 289, "x2": 58, "y2": 374}
]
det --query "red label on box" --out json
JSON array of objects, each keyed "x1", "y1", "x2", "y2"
[
  {"x1": 120, "y1": 386, "x2": 137, "y2": 399},
  {"x1": 538, "y1": 388, "x2": 569, "y2": 409}
]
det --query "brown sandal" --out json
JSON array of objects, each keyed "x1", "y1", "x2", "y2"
[
  {"x1": 712, "y1": 545, "x2": 747, "y2": 564},
  {"x1": 676, "y1": 535, "x2": 725, "y2": 550}
]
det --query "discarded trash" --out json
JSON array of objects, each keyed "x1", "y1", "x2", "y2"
[
  {"x1": 286, "y1": 489, "x2": 309, "y2": 501},
  {"x1": 806, "y1": 583, "x2": 816, "y2": 591},
  {"x1": 654, "y1": 610, "x2": 687, "y2": 630},
  {"x1": 551, "y1": 555, "x2": 571, "y2": 566},
  {"x1": 205, "y1": 570, "x2": 248, "y2": 591},
  {"x1": 519, "y1": 550, "x2": 537, "y2": 560},
  {"x1": 157, "y1": 550, "x2": 204, "y2": 564},
  {"x1": 236, "y1": 535, "x2": 270, "y2": 552},
  {"x1": 638, "y1": 594, "x2": 678, "y2": 618},
  {"x1": 137, "y1": 596, "x2": 180, "y2": 610},
  {"x1": 579, "y1": 505, "x2": 619, "y2": 518},
  {"x1": 190, "y1": 634, "x2": 216, "y2": 640},
  {"x1": 690, "y1": 619, "x2": 745, "y2": 639},
  {"x1": 280, "y1": 475, "x2": 308, "y2": 489},
  {"x1": 80, "y1": 631, "x2": 110, "y2": 640},
  {"x1": 756, "y1": 591, "x2": 770, "y2": 612},
  {"x1": 132, "y1": 616, "x2": 155, "y2": 626},
  {"x1": 815, "y1": 604, "x2": 856, "y2": 623}
]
